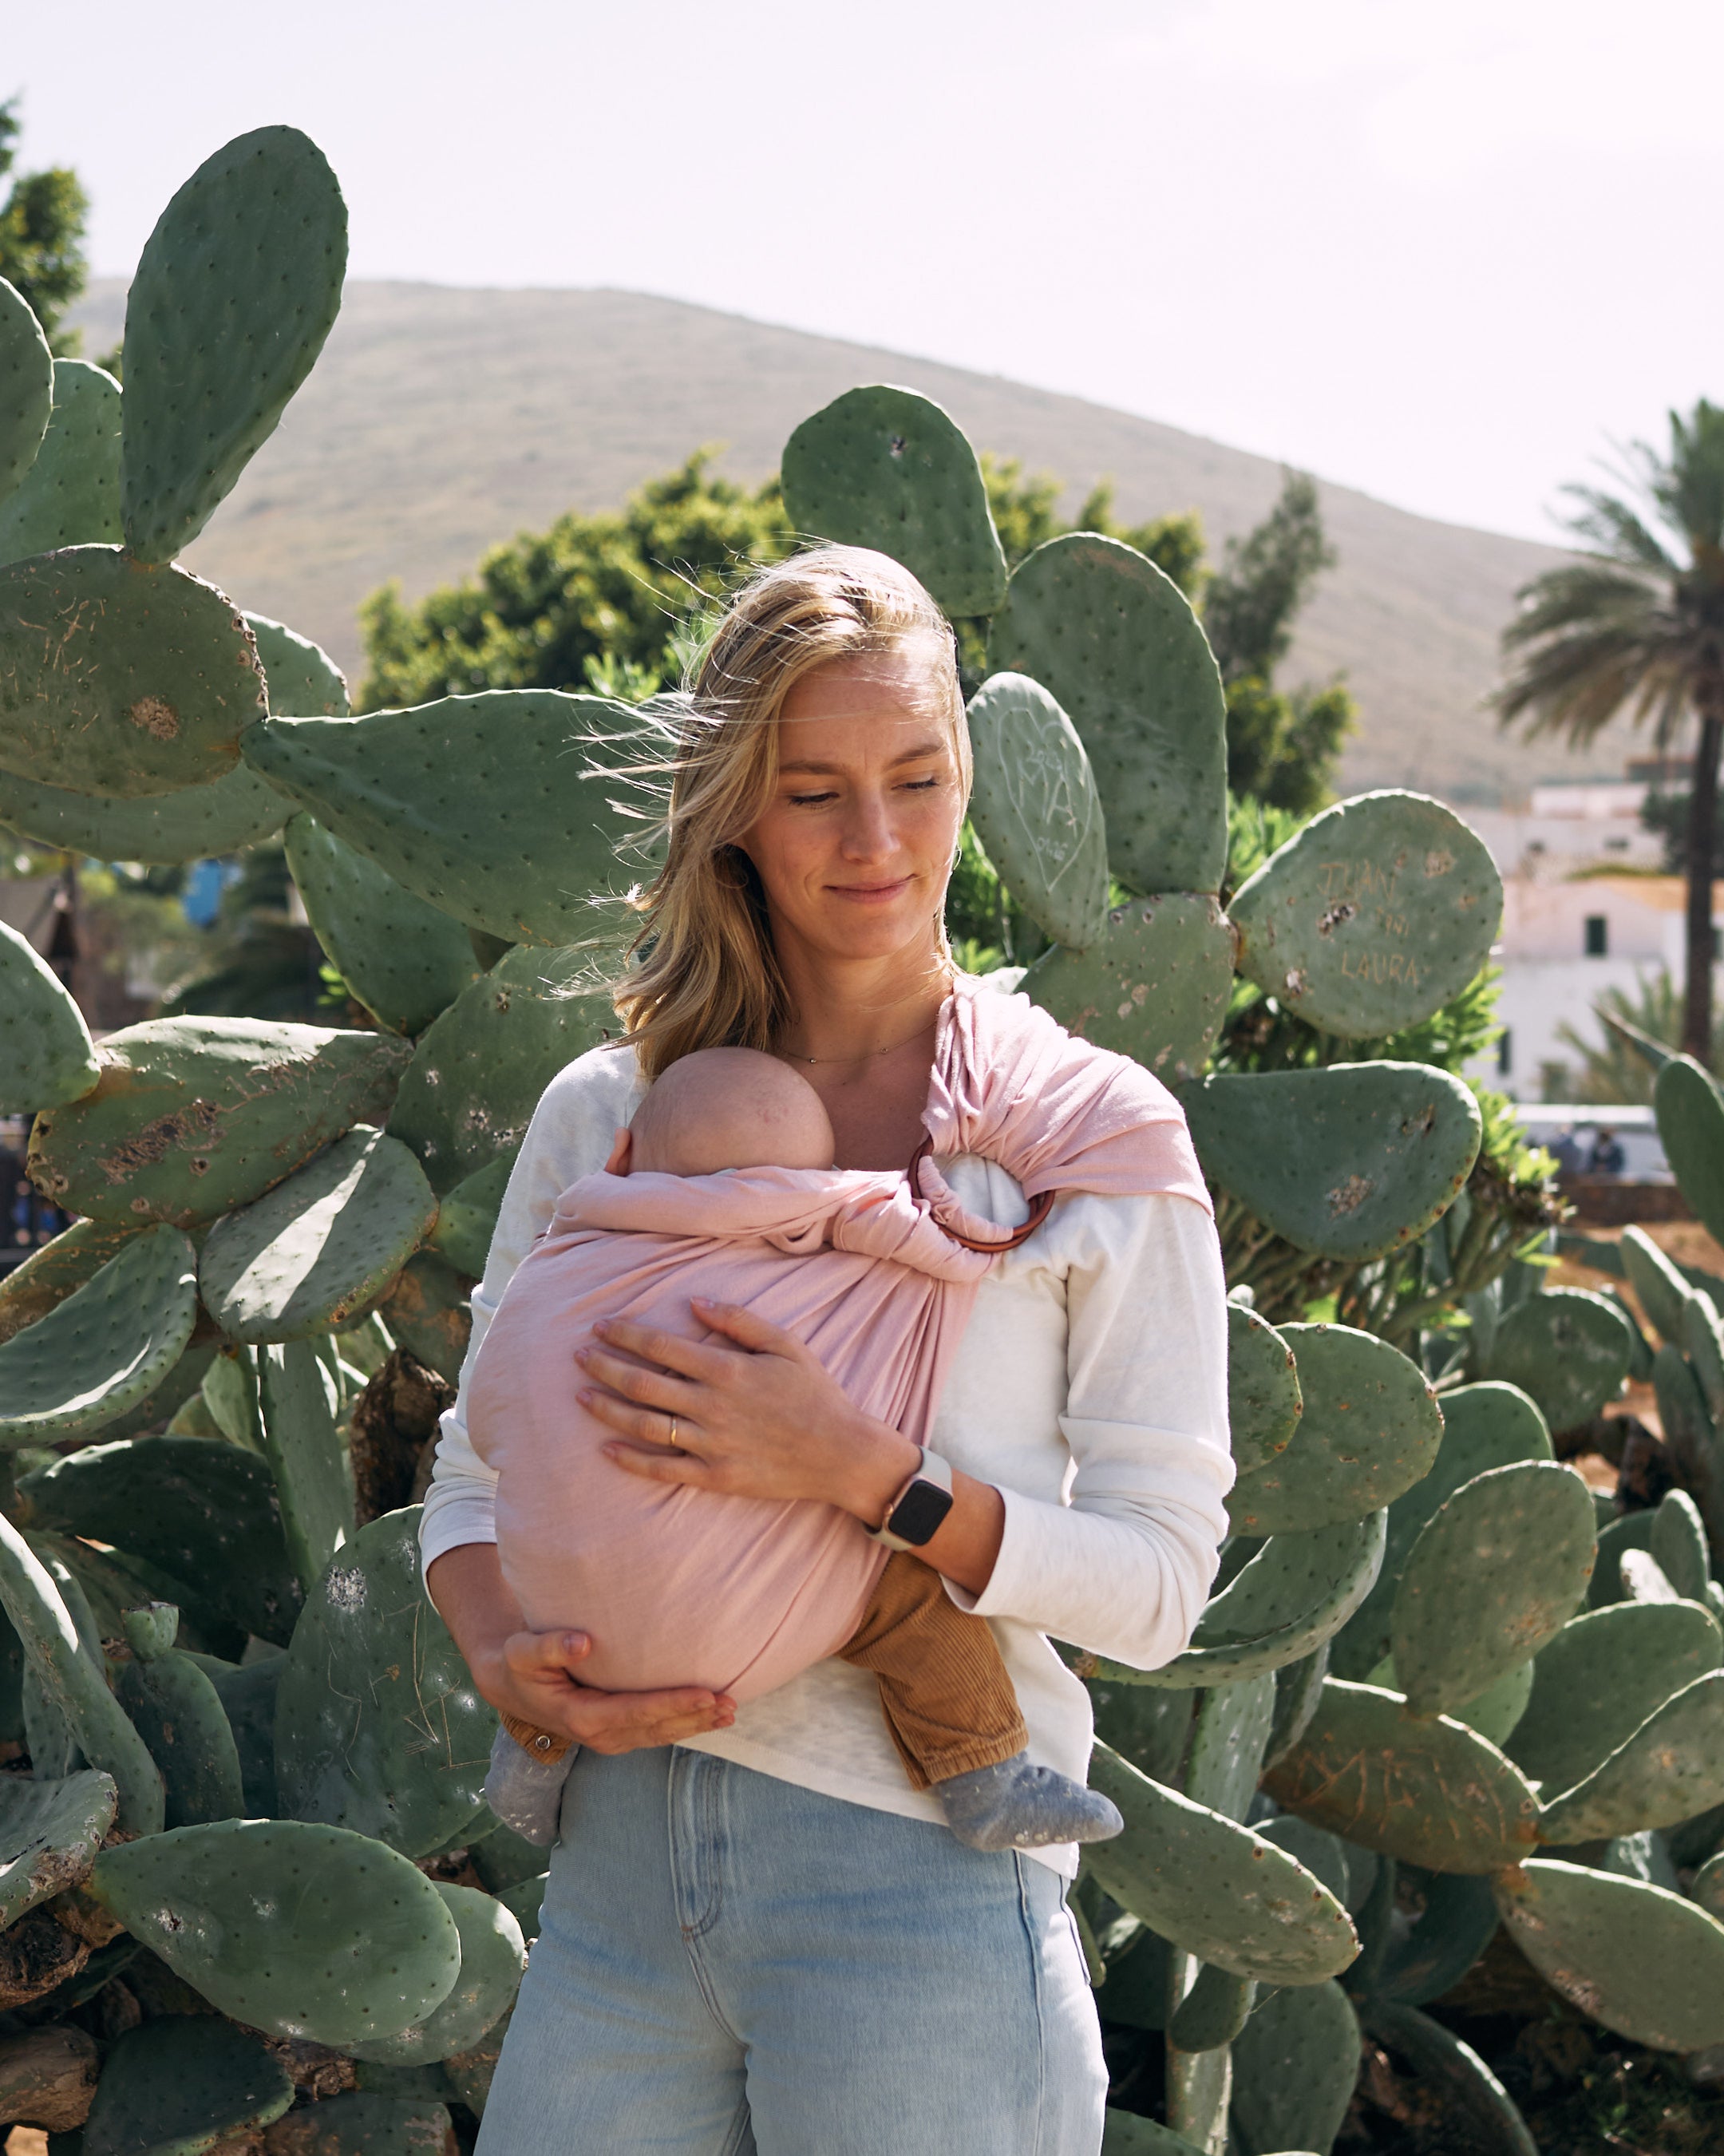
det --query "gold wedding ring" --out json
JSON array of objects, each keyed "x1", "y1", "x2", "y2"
[{"x1": 667, "y1": 1413, "x2": 678, "y2": 1448}]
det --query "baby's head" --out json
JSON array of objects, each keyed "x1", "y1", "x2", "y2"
[{"x1": 627, "y1": 1047, "x2": 835, "y2": 1177}]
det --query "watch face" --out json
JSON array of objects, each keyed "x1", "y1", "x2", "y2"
[{"x1": 890, "y1": 1479, "x2": 956, "y2": 1547}]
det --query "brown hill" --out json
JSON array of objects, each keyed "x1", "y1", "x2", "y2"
[{"x1": 72, "y1": 280, "x2": 1636, "y2": 804}]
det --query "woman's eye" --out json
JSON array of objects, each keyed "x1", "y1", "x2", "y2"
[
  {"x1": 787, "y1": 790, "x2": 838, "y2": 807},
  {"x1": 902, "y1": 777, "x2": 943, "y2": 793}
]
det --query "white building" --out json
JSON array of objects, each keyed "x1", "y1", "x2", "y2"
[{"x1": 1457, "y1": 762, "x2": 1720, "y2": 1098}]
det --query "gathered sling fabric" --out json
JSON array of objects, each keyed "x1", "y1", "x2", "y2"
[{"x1": 465, "y1": 987, "x2": 1212, "y2": 1701}]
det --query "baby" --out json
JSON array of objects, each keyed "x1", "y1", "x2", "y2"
[{"x1": 469, "y1": 1046, "x2": 1123, "y2": 1853}]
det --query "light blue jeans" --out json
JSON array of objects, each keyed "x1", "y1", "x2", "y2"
[{"x1": 476, "y1": 1745, "x2": 1107, "y2": 2154}]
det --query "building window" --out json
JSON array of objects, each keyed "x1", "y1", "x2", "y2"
[
  {"x1": 1497, "y1": 1030, "x2": 1512, "y2": 1076},
  {"x1": 1584, "y1": 915, "x2": 1608, "y2": 957}
]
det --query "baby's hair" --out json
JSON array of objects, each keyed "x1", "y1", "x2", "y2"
[{"x1": 629, "y1": 1046, "x2": 835, "y2": 1177}]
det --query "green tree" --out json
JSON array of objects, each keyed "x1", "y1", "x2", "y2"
[
  {"x1": 362, "y1": 451, "x2": 1347, "y2": 819},
  {"x1": 1201, "y1": 470, "x2": 1354, "y2": 814},
  {"x1": 1496, "y1": 401, "x2": 1724, "y2": 1064},
  {"x1": 1204, "y1": 470, "x2": 1334, "y2": 683},
  {"x1": 0, "y1": 97, "x2": 89, "y2": 354},
  {"x1": 359, "y1": 453, "x2": 794, "y2": 709}
]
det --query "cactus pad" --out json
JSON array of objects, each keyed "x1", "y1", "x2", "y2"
[
  {"x1": 200, "y1": 1125, "x2": 437, "y2": 1344},
  {"x1": 1390, "y1": 1462, "x2": 1595, "y2": 1715},
  {"x1": 0, "y1": 1224, "x2": 197, "y2": 1449},
  {"x1": 275, "y1": 1508, "x2": 496, "y2": 1857},
  {"x1": 350, "y1": 1883, "x2": 526, "y2": 2066},
  {"x1": 988, "y1": 533, "x2": 1226, "y2": 894},
  {"x1": 241, "y1": 691, "x2": 639, "y2": 946},
  {"x1": 965, "y1": 672, "x2": 1109, "y2": 950},
  {"x1": 1085, "y1": 1743, "x2": 1358, "y2": 1983},
  {"x1": 1263, "y1": 1679, "x2": 1540, "y2": 1871},
  {"x1": 90, "y1": 1818, "x2": 461, "y2": 2047},
  {"x1": 1619, "y1": 1224, "x2": 1691, "y2": 1345},
  {"x1": 0, "y1": 759, "x2": 291, "y2": 863},
  {"x1": 426, "y1": 1153, "x2": 515, "y2": 1280},
  {"x1": 0, "y1": 276, "x2": 53, "y2": 508},
  {"x1": 1650, "y1": 1487, "x2": 1710, "y2": 1600},
  {"x1": 1226, "y1": 1323, "x2": 1443, "y2": 1535},
  {"x1": 1453, "y1": 1656, "x2": 1536, "y2": 1749},
  {"x1": 1185, "y1": 1671, "x2": 1277, "y2": 1820},
  {"x1": 377, "y1": 1253, "x2": 473, "y2": 1384},
  {"x1": 1493, "y1": 1858, "x2": 1724, "y2": 2051},
  {"x1": 1331, "y1": 1380, "x2": 1553, "y2": 1683},
  {"x1": 388, "y1": 947, "x2": 615, "y2": 1194},
  {"x1": 1225, "y1": 1301, "x2": 1303, "y2": 1470},
  {"x1": 117, "y1": 1640, "x2": 246, "y2": 1830},
  {"x1": 1184, "y1": 1062, "x2": 1481, "y2": 1263},
  {"x1": 0, "y1": 548, "x2": 266, "y2": 798},
  {"x1": 258, "y1": 1342, "x2": 356, "y2": 1596},
  {"x1": 0, "y1": 1219, "x2": 140, "y2": 1347},
  {"x1": 0, "y1": 1769, "x2": 116, "y2": 1929},
  {"x1": 285, "y1": 816, "x2": 478, "y2": 1037},
  {"x1": 1164, "y1": 1961, "x2": 1254, "y2": 2053},
  {"x1": 1126, "y1": 1510, "x2": 1384, "y2": 1688},
  {"x1": 18, "y1": 1436, "x2": 300, "y2": 1645},
  {"x1": 27, "y1": 1015, "x2": 413, "y2": 1228},
  {"x1": 1655, "y1": 1052, "x2": 1724, "y2": 1244},
  {"x1": 1228, "y1": 790, "x2": 1501, "y2": 1038},
  {"x1": 1363, "y1": 2000, "x2": 1538, "y2": 2156},
  {"x1": 82, "y1": 2014, "x2": 296, "y2": 2156},
  {"x1": 1537, "y1": 1670, "x2": 1724, "y2": 1842},
  {"x1": 1507, "y1": 1599, "x2": 1723, "y2": 1794},
  {"x1": 1481, "y1": 1288, "x2": 1633, "y2": 1436},
  {"x1": 0, "y1": 610, "x2": 348, "y2": 864},
  {"x1": 0, "y1": 918, "x2": 98, "y2": 1114},
  {"x1": 1374, "y1": 1873, "x2": 1502, "y2": 2009},
  {"x1": 1230, "y1": 1978, "x2": 1360, "y2": 2156},
  {"x1": 263, "y1": 2092, "x2": 458, "y2": 2152},
  {"x1": 0, "y1": 358, "x2": 120, "y2": 564},
  {"x1": 0, "y1": 1514, "x2": 162, "y2": 1834},
  {"x1": 780, "y1": 385, "x2": 1007, "y2": 618},
  {"x1": 249, "y1": 611, "x2": 350, "y2": 719},
  {"x1": 121, "y1": 127, "x2": 347, "y2": 563},
  {"x1": 1022, "y1": 895, "x2": 1234, "y2": 1082}
]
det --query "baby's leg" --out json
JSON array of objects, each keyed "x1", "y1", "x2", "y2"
[
  {"x1": 481, "y1": 1716, "x2": 575, "y2": 1848},
  {"x1": 839, "y1": 1552, "x2": 1122, "y2": 1852}
]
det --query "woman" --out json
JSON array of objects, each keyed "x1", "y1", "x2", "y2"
[{"x1": 423, "y1": 545, "x2": 1232, "y2": 2155}]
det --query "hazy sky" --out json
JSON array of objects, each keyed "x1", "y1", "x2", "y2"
[{"x1": 9, "y1": 0, "x2": 1717, "y2": 543}]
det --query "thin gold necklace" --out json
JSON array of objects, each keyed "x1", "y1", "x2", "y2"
[{"x1": 778, "y1": 1020, "x2": 935, "y2": 1067}]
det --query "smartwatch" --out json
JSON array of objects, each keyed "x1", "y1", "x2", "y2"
[{"x1": 869, "y1": 1448, "x2": 956, "y2": 1552}]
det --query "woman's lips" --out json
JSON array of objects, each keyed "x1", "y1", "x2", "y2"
[{"x1": 828, "y1": 878, "x2": 915, "y2": 905}]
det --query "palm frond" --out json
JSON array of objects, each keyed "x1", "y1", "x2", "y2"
[{"x1": 1558, "y1": 484, "x2": 1679, "y2": 574}]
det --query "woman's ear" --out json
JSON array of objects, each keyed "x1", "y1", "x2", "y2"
[{"x1": 604, "y1": 1127, "x2": 633, "y2": 1177}]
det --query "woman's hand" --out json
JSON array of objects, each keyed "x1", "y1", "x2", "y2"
[
  {"x1": 576, "y1": 1298, "x2": 920, "y2": 1524},
  {"x1": 485, "y1": 1627, "x2": 737, "y2": 1754},
  {"x1": 426, "y1": 1542, "x2": 736, "y2": 1755}
]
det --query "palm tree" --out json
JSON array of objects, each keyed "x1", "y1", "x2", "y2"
[{"x1": 1497, "y1": 402, "x2": 1724, "y2": 1062}]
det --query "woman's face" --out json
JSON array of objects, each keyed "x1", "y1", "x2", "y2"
[{"x1": 737, "y1": 650, "x2": 965, "y2": 971}]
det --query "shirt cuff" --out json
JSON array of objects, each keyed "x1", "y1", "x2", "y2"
[{"x1": 417, "y1": 1487, "x2": 500, "y2": 1580}]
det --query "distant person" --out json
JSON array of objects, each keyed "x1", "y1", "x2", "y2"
[
  {"x1": 1588, "y1": 1127, "x2": 1627, "y2": 1177},
  {"x1": 1548, "y1": 1124, "x2": 1582, "y2": 1177}
]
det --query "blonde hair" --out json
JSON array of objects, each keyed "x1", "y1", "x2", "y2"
[{"x1": 613, "y1": 546, "x2": 969, "y2": 1080}]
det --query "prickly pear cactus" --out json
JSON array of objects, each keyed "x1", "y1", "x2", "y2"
[{"x1": 0, "y1": 126, "x2": 1701, "y2": 2156}]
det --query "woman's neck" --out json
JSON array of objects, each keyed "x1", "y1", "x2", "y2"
[{"x1": 771, "y1": 940, "x2": 952, "y2": 1067}]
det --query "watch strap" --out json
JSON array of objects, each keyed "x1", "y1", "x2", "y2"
[{"x1": 868, "y1": 1447, "x2": 956, "y2": 1552}]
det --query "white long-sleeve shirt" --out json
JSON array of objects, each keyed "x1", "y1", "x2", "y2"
[{"x1": 421, "y1": 1040, "x2": 1234, "y2": 1874}]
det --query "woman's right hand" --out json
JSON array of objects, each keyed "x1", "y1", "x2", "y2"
[
  {"x1": 480, "y1": 1625, "x2": 737, "y2": 1754},
  {"x1": 426, "y1": 1541, "x2": 736, "y2": 1756}
]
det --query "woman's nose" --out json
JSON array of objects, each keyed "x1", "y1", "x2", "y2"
[{"x1": 838, "y1": 792, "x2": 898, "y2": 860}]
